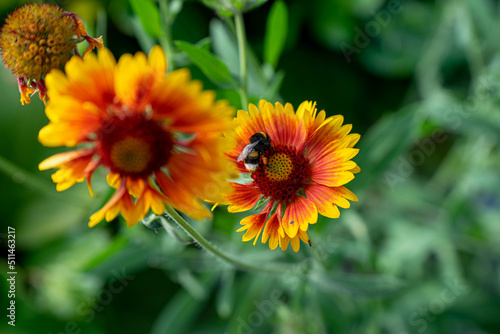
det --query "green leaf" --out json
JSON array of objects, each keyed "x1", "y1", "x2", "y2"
[
  {"x1": 175, "y1": 40, "x2": 237, "y2": 86},
  {"x1": 209, "y1": 20, "x2": 239, "y2": 76},
  {"x1": 245, "y1": 0, "x2": 271, "y2": 12},
  {"x1": 216, "y1": 89, "x2": 242, "y2": 109},
  {"x1": 129, "y1": 0, "x2": 163, "y2": 38},
  {"x1": 224, "y1": 274, "x2": 275, "y2": 334},
  {"x1": 309, "y1": 272, "x2": 406, "y2": 297},
  {"x1": 264, "y1": 69, "x2": 285, "y2": 101},
  {"x1": 81, "y1": 235, "x2": 128, "y2": 271},
  {"x1": 132, "y1": 17, "x2": 155, "y2": 52},
  {"x1": 263, "y1": 0, "x2": 289, "y2": 68},
  {"x1": 215, "y1": 269, "x2": 235, "y2": 318},
  {"x1": 201, "y1": 0, "x2": 270, "y2": 16},
  {"x1": 150, "y1": 272, "x2": 219, "y2": 334},
  {"x1": 201, "y1": 0, "x2": 236, "y2": 16},
  {"x1": 210, "y1": 19, "x2": 268, "y2": 96},
  {"x1": 349, "y1": 105, "x2": 420, "y2": 192}
]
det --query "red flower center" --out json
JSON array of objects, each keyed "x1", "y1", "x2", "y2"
[
  {"x1": 252, "y1": 145, "x2": 311, "y2": 202},
  {"x1": 97, "y1": 114, "x2": 173, "y2": 178}
]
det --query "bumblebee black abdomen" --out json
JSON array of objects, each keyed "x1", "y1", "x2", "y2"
[{"x1": 244, "y1": 153, "x2": 260, "y2": 171}]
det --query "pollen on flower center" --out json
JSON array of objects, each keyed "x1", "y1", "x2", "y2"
[
  {"x1": 265, "y1": 152, "x2": 293, "y2": 181},
  {"x1": 97, "y1": 113, "x2": 173, "y2": 178},
  {"x1": 0, "y1": 3, "x2": 78, "y2": 79},
  {"x1": 252, "y1": 145, "x2": 311, "y2": 202}
]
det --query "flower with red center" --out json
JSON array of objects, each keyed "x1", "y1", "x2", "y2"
[
  {"x1": 0, "y1": 3, "x2": 103, "y2": 105},
  {"x1": 225, "y1": 100, "x2": 360, "y2": 251},
  {"x1": 38, "y1": 46, "x2": 236, "y2": 227}
]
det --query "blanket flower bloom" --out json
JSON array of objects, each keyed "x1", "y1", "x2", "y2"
[
  {"x1": 225, "y1": 100, "x2": 360, "y2": 251},
  {"x1": 38, "y1": 46, "x2": 235, "y2": 227},
  {"x1": 0, "y1": 3, "x2": 103, "y2": 105}
]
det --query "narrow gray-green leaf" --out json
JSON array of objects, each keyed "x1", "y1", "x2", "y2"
[
  {"x1": 150, "y1": 272, "x2": 218, "y2": 334},
  {"x1": 309, "y1": 272, "x2": 406, "y2": 297},
  {"x1": 210, "y1": 19, "x2": 267, "y2": 96},
  {"x1": 129, "y1": 0, "x2": 163, "y2": 38},
  {"x1": 132, "y1": 17, "x2": 155, "y2": 53},
  {"x1": 215, "y1": 269, "x2": 235, "y2": 318},
  {"x1": 264, "y1": 69, "x2": 285, "y2": 101},
  {"x1": 201, "y1": 0, "x2": 270, "y2": 16},
  {"x1": 349, "y1": 104, "x2": 420, "y2": 192},
  {"x1": 263, "y1": 0, "x2": 288, "y2": 68},
  {"x1": 175, "y1": 40, "x2": 237, "y2": 85}
]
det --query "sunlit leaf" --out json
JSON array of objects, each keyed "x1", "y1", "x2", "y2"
[
  {"x1": 175, "y1": 40, "x2": 237, "y2": 86},
  {"x1": 129, "y1": 0, "x2": 163, "y2": 38},
  {"x1": 263, "y1": 0, "x2": 288, "y2": 68}
]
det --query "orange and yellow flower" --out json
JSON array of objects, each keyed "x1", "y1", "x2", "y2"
[
  {"x1": 225, "y1": 100, "x2": 360, "y2": 251},
  {"x1": 0, "y1": 3, "x2": 103, "y2": 105},
  {"x1": 38, "y1": 46, "x2": 235, "y2": 227}
]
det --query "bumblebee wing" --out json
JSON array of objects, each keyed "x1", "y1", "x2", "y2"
[{"x1": 237, "y1": 141, "x2": 260, "y2": 162}]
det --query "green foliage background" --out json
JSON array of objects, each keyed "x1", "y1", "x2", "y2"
[{"x1": 1, "y1": 0, "x2": 500, "y2": 333}]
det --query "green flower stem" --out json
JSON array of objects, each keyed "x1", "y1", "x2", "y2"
[
  {"x1": 163, "y1": 204, "x2": 289, "y2": 273},
  {"x1": 235, "y1": 11, "x2": 249, "y2": 108},
  {"x1": 159, "y1": 0, "x2": 175, "y2": 71}
]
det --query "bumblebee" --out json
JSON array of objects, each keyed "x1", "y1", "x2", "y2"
[{"x1": 237, "y1": 132, "x2": 273, "y2": 172}]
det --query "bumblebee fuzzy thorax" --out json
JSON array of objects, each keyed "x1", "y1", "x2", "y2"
[{"x1": 238, "y1": 132, "x2": 273, "y2": 172}]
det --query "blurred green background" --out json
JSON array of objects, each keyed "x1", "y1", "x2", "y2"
[{"x1": 1, "y1": 0, "x2": 500, "y2": 333}]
